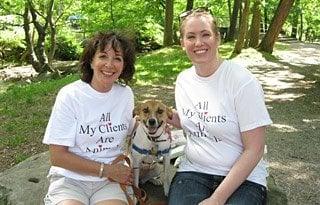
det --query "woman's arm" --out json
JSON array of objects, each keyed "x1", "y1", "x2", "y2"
[
  {"x1": 199, "y1": 126, "x2": 266, "y2": 205},
  {"x1": 49, "y1": 145, "x2": 133, "y2": 185}
]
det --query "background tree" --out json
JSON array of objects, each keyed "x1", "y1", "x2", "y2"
[
  {"x1": 290, "y1": 0, "x2": 300, "y2": 39},
  {"x1": 259, "y1": 0, "x2": 295, "y2": 53},
  {"x1": 163, "y1": 0, "x2": 174, "y2": 46},
  {"x1": 225, "y1": 0, "x2": 241, "y2": 42},
  {"x1": 1, "y1": 0, "x2": 320, "y2": 69},
  {"x1": 1, "y1": 0, "x2": 75, "y2": 73},
  {"x1": 24, "y1": 0, "x2": 54, "y2": 73},
  {"x1": 248, "y1": 0, "x2": 261, "y2": 48},
  {"x1": 233, "y1": 0, "x2": 250, "y2": 54},
  {"x1": 186, "y1": 0, "x2": 194, "y2": 11}
]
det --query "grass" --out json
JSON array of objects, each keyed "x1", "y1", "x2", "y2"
[
  {"x1": 0, "y1": 42, "x2": 319, "y2": 204},
  {"x1": 0, "y1": 74, "x2": 79, "y2": 166}
]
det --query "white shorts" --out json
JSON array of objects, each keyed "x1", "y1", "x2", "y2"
[{"x1": 44, "y1": 174, "x2": 132, "y2": 205}]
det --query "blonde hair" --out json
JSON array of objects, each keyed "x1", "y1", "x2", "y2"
[{"x1": 179, "y1": 9, "x2": 220, "y2": 38}]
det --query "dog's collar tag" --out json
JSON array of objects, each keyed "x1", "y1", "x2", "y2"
[{"x1": 150, "y1": 146, "x2": 158, "y2": 156}]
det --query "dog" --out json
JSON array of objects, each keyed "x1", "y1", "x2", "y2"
[{"x1": 129, "y1": 99, "x2": 173, "y2": 196}]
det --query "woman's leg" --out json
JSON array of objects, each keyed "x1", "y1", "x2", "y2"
[
  {"x1": 91, "y1": 182, "x2": 131, "y2": 205},
  {"x1": 95, "y1": 199, "x2": 127, "y2": 205},
  {"x1": 58, "y1": 200, "x2": 85, "y2": 205},
  {"x1": 168, "y1": 172, "x2": 214, "y2": 205},
  {"x1": 226, "y1": 180, "x2": 267, "y2": 205}
]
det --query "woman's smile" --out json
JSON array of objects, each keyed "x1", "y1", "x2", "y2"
[{"x1": 90, "y1": 45, "x2": 124, "y2": 92}]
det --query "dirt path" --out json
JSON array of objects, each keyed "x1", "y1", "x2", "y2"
[{"x1": 233, "y1": 41, "x2": 320, "y2": 205}]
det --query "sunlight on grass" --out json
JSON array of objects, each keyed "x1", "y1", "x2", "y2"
[
  {"x1": 270, "y1": 123, "x2": 299, "y2": 132},
  {"x1": 134, "y1": 46, "x2": 191, "y2": 86},
  {"x1": 134, "y1": 42, "x2": 235, "y2": 87},
  {"x1": 0, "y1": 135, "x2": 27, "y2": 147},
  {"x1": 219, "y1": 42, "x2": 235, "y2": 58},
  {"x1": 0, "y1": 74, "x2": 78, "y2": 151},
  {"x1": 274, "y1": 42, "x2": 290, "y2": 51},
  {"x1": 14, "y1": 153, "x2": 29, "y2": 164},
  {"x1": 0, "y1": 81, "x2": 14, "y2": 94}
]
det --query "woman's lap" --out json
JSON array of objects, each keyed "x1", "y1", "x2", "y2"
[{"x1": 168, "y1": 172, "x2": 266, "y2": 205}]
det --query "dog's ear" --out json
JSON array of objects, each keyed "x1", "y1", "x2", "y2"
[
  {"x1": 166, "y1": 106, "x2": 173, "y2": 119},
  {"x1": 133, "y1": 102, "x2": 141, "y2": 117}
]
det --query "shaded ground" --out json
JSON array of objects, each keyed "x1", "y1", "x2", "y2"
[
  {"x1": 0, "y1": 41, "x2": 319, "y2": 204},
  {"x1": 233, "y1": 41, "x2": 320, "y2": 205}
]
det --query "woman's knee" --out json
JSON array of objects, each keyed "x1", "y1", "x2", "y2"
[
  {"x1": 95, "y1": 199, "x2": 127, "y2": 205},
  {"x1": 168, "y1": 172, "x2": 212, "y2": 205},
  {"x1": 58, "y1": 199, "x2": 85, "y2": 205},
  {"x1": 226, "y1": 181, "x2": 267, "y2": 205}
]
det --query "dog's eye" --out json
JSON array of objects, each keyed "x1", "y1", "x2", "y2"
[
  {"x1": 157, "y1": 109, "x2": 164, "y2": 114},
  {"x1": 143, "y1": 108, "x2": 149, "y2": 113}
]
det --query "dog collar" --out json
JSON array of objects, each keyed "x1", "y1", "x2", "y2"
[
  {"x1": 147, "y1": 132, "x2": 166, "y2": 142},
  {"x1": 132, "y1": 144, "x2": 170, "y2": 156}
]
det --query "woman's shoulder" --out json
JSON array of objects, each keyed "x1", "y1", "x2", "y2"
[
  {"x1": 52, "y1": 80, "x2": 83, "y2": 104},
  {"x1": 222, "y1": 59, "x2": 256, "y2": 83},
  {"x1": 113, "y1": 83, "x2": 134, "y2": 96},
  {"x1": 58, "y1": 79, "x2": 82, "y2": 95},
  {"x1": 177, "y1": 66, "x2": 193, "y2": 80}
]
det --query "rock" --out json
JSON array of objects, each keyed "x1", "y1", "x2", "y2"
[
  {"x1": 0, "y1": 150, "x2": 288, "y2": 205},
  {"x1": 0, "y1": 152, "x2": 50, "y2": 205}
]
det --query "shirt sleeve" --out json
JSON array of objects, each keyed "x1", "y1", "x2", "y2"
[
  {"x1": 126, "y1": 87, "x2": 135, "y2": 135},
  {"x1": 42, "y1": 87, "x2": 77, "y2": 147},
  {"x1": 234, "y1": 78, "x2": 272, "y2": 132}
]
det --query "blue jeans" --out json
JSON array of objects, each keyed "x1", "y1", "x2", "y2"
[{"x1": 168, "y1": 172, "x2": 266, "y2": 205}]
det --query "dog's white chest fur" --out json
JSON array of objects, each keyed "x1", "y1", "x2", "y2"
[
  {"x1": 132, "y1": 125, "x2": 171, "y2": 158},
  {"x1": 131, "y1": 124, "x2": 172, "y2": 196}
]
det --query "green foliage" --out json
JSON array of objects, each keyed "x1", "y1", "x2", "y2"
[
  {"x1": 14, "y1": 153, "x2": 29, "y2": 164},
  {"x1": 0, "y1": 26, "x2": 26, "y2": 67},
  {"x1": 54, "y1": 35, "x2": 81, "y2": 61},
  {"x1": 79, "y1": 0, "x2": 165, "y2": 51}
]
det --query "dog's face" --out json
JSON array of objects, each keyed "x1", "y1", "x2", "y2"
[{"x1": 134, "y1": 100, "x2": 172, "y2": 135}]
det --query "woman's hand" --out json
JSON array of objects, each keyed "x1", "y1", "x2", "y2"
[
  {"x1": 105, "y1": 163, "x2": 133, "y2": 185},
  {"x1": 167, "y1": 109, "x2": 182, "y2": 129},
  {"x1": 198, "y1": 197, "x2": 224, "y2": 205}
]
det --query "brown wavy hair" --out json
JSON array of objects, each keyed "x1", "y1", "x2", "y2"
[{"x1": 80, "y1": 31, "x2": 136, "y2": 84}]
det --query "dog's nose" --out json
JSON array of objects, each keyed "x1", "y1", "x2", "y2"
[{"x1": 148, "y1": 118, "x2": 156, "y2": 126}]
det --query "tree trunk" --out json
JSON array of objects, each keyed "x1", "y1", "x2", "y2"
[
  {"x1": 163, "y1": 0, "x2": 174, "y2": 46},
  {"x1": 226, "y1": 0, "x2": 242, "y2": 42},
  {"x1": 259, "y1": 0, "x2": 295, "y2": 53},
  {"x1": 23, "y1": 3, "x2": 41, "y2": 72},
  {"x1": 248, "y1": 0, "x2": 261, "y2": 48},
  {"x1": 290, "y1": 0, "x2": 300, "y2": 39},
  {"x1": 186, "y1": 0, "x2": 194, "y2": 11},
  {"x1": 263, "y1": 0, "x2": 268, "y2": 32},
  {"x1": 47, "y1": 0, "x2": 56, "y2": 65},
  {"x1": 227, "y1": 0, "x2": 232, "y2": 20},
  {"x1": 28, "y1": 0, "x2": 52, "y2": 73},
  {"x1": 233, "y1": 0, "x2": 250, "y2": 54},
  {"x1": 299, "y1": 8, "x2": 303, "y2": 41}
]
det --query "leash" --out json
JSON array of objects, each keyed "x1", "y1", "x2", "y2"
[{"x1": 108, "y1": 154, "x2": 147, "y2": 205}]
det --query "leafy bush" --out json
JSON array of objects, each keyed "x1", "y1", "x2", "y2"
[
  {"x1": 54, "y1": 35, "x2": 81, "y2": 61},
  {"x1": 0, "y1": 29, "x2": 26, "y2": 64}
]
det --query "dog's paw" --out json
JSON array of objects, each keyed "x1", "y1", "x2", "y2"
[
  {"x1": 164, "y1": 184, "x2": 169, "y2": 196},
  {"x1": 149, "y1": 177, "x2": 163, "y2": 186}
]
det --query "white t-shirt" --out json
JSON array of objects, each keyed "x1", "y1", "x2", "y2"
[
  {"x1": 43, "y1": 80, "x2": 135, "y2": 181},
  {"x1": 175, "y1": 60, "x2": 272, "y2": 186}
]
